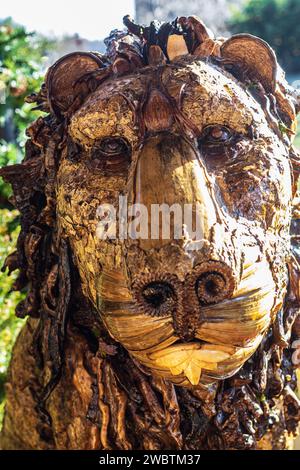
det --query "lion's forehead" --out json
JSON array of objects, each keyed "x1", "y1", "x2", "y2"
[{"x1": 68, "y1": 58, "x2": 269, "y2": 147}]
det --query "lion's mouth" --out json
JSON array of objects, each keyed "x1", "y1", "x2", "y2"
[{"x1": 97, "y1": 257, "x2": 278, "y2": 386}]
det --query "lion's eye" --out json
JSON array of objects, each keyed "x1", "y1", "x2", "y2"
[
  {"x1": 96, "y1": 137, "x2": 130, "y2": 156},
  {"x1": 199, "y1": 125, "x2": 233, "y2": 146}
]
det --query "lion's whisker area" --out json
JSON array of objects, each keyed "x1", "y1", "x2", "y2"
[{"x1": 0, "y1": 14, "x2": 300, "y2": 450}]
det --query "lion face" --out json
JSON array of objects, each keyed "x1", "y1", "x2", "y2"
[{"x1": 55, "y1": 53, "x2": 293, "y2": 387}]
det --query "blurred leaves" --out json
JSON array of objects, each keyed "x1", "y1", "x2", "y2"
[
  {"x1": 0, "y1": 141, "x2": 18, "y2": 202},
  {"x1": 0, "y1": 17, "x2": 53, "y2": 203}
]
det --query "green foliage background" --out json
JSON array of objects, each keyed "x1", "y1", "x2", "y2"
[{"x1": 0, "y1": 18, "x2": 49, "y2": 196}]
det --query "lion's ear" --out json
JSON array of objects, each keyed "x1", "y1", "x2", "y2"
[
  {"x1": 46, "y1": 52, "x2": 104, "y2": 118},
  {"x1": 220, "y1": 34, "x2": 277, "y2": 92}
]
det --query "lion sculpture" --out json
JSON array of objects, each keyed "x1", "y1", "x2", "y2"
[{"x1": 1, "y1": 15, "x2": 300, "y2": 450}]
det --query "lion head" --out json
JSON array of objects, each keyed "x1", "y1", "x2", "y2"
[{"x1": 1, "y1": 16, "x2": 300, "y2": 396}]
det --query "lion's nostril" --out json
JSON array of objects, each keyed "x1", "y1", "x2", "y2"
[
  {"x1": 142, "y1": 281, "x2": 176, "y2": 316},
  {"x1": 133, "y1": 276, "x2": 179, "y2": 317}
]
